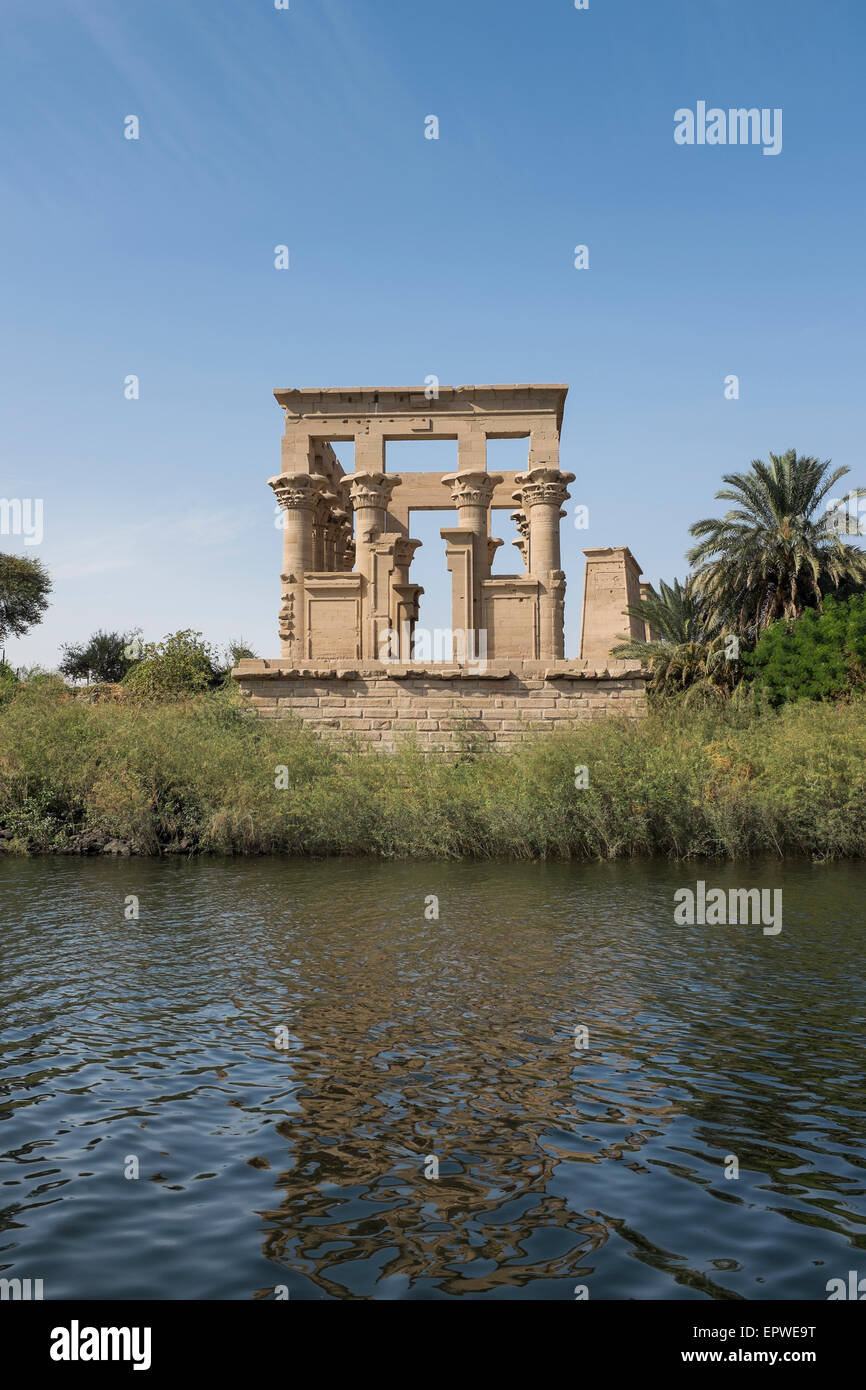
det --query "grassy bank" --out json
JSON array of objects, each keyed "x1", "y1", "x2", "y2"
[{"x1": 0, "y1": 683, "x2": 864, "y2": 859}]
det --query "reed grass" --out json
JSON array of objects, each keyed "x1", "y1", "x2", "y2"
[{"x1": 1, "y1": 683, "x2": 864, "y2": 860}]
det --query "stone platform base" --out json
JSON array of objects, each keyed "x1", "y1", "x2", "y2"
[{"x1": 232, "y1": 660, "x2": 648, "y2": 752}]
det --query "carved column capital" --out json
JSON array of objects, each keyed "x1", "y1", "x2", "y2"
[
  {"x1": 393, "y1": 537, "x2": 422, "y2": 568},
  {"x1": 487, "y1": 536, "x2": 504, "y2": 567},
  {"x1": 514, "y1": 467, "x2": 575, "y2": 510},
  {"x1": 346, "y1": 471, "x2": 402, "y2": 511},
  {"x1": 268, "y1": 472, "x2": 328, "y2": 511},
  {"x1": 441, "y1": 469, "x2": 503, "y2": 508}
]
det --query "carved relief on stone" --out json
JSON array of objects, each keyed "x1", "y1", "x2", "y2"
[{"x1": 278, "y1": 571, "x2": 296, "y2": 642}]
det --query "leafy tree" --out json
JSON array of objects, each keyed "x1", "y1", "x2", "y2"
[
  {"x1": 611, "y1": 576, "x2": 739, "y2": 700},
  {"x1": 59, "y1": 630, "x2": 138, "y2": 685},
  {"x1": 122, "y1": 629, "x2": 218, "y2": 697},
  {"x1": 0, "y1": 553, "x2": 51, "y2": 643},
  {"x1": 742, "y1": 595, "x2": 866, "y2": 705},
  {"x1": 687, "y1": 450, "x2": 866, "y2": 637}
]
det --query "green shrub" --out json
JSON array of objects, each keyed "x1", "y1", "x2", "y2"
[
  {"x1": 743, "y1": 595, "x2": 866, "y2": 705},
  {"x1": 122, "y1": 629, "x2": 218, "y2": 697}
]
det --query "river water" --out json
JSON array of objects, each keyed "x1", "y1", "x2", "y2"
[{"x1": 1, "y1": 857, "x2": 863, "y2": 1300}]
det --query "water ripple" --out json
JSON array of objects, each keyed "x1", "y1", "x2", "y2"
[{"x1": 0, "y1": 856, "x2": 864, "y2": 1299}]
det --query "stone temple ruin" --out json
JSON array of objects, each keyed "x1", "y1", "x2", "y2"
[{"x1": 233, "y1": 385, "x2": 651, "y2": 748}]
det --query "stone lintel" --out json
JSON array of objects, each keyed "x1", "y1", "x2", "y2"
[{"x1": 275, "y1": 384, "x2": 569, "y2": 434}]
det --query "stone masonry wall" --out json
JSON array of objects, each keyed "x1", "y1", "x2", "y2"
[{"x1": 233, "y1": 660, "x2": 648, "y2": 752}]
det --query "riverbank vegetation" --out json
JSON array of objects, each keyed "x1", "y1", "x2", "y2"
[{"x1": 1, "y1": 680, "x2": 864, "y2": 860}]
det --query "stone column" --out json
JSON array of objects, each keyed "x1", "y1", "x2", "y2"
[
  {"x1": 369, "y1": 533, "x2": 422, "y2": 663},
  {"x1": 312, "y1": 493, "x2": 332, "y2": 571},
  {"x1": 392, "y1": 536, "x2": 422, "y2": 581},
  {"x1": 369, "y1": 537, "x2": 398, "y2": 661},
  {"x1": 392, "y1": 537, "x2": 423, "y2": 659},
  {"x1": 440, "y1": 527, "x2": 475, "y2": 661},
  {"x1": 336, "y1": 486, "x2": 355, "y2": 572},
  {"x1": 268, "y1": 472, "x2": 327, "y2": 660},
  {"x1": 331, "y1": 508, "x2": 350, "y2": 572},
  {"x1": 515, "y1": 466, "x2": 574, "y2": 660},
  {"x1": 392, "y1": 584, "x2": 424, "y2": 661},
  {"x1": 346, "y1": 472, "x2": 401, "y2": 658},
  {"x1": 441, "y1": 470, "x2": 503, "y2": 634},
  {"x1": 346, "y1": 473, "x2": 400, "y2": 579}
]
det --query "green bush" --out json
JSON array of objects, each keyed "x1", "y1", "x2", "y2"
[
  {"x1": 122, "y1": 629, "x2": 218, "y2": 697},
  {"x1": 743, "y1": 595, "x2": 866, "y2": 705}
]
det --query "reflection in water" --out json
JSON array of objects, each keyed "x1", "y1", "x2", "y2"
[{"x1": 0, "y1": 857, "x2": 864, "y2": 1300}]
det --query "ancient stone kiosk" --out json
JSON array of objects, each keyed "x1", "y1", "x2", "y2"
[{"x1": 233, "y1": 385, "x2": 649, "y2": 749}]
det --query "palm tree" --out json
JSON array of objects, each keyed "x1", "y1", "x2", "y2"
[
  {"x1": 687, "y1": 450, "x2": 866, "y2": 637},
  {"x1": 611, "y1": 577, "x2": 736, "y2": 699},
  {"x1": 621, "y1": 576, "x2": 708, "y2": 646}
]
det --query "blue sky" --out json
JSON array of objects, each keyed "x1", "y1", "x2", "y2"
[{"x1": 1, "y1": 0, "x2": 864, "y2": 665}]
